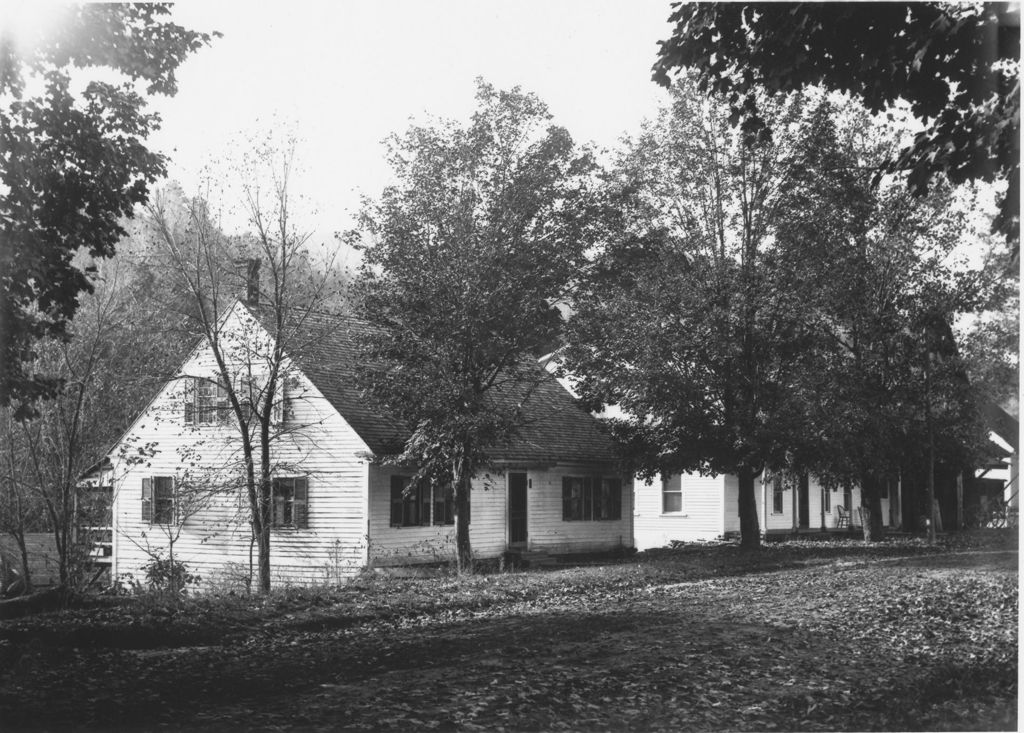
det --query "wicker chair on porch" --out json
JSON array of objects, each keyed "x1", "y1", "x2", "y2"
[{"x1": 835, "y1": 505, "x2": 850, "y2": 529}]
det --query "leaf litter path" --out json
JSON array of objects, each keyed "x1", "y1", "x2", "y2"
[{"x1": 1, "y1": 548, "x2": 1017, "y2": 731}]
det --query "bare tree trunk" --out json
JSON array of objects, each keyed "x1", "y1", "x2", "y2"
[
  {"x1": 859, "y1": 472, "x2": 885, "y2": 542},
  {"x1": 256, "y1": 473, "x2": 272, "y2": 595},
  {"x1": 738, "y1": 465, "x2": 760, "y2": 549},
  {"x1": 453, "y1": 461, "x2": 473, "y2": 573},
  {"x1": 168, "y1": 536, "x2": 177, "y2": 595},
  {"x1": 16, "y1": 534, "x2": 32, "y2": 593}
]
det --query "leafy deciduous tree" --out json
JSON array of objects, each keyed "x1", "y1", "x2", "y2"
[
  {"x1": 355, "y1": 80, "x2": 596, "y2": 570},
  {"x1": 653, "y1": 2, "x2": 1020, "y2": 248},
  {"x1": 565, "y1": 80, "x2": 817, "y2": 549},
  {"x1": 0, "y1": 3, "x2": 217, "y2": 414}
]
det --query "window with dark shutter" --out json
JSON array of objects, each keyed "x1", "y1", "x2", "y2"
[
  {"x1": 143, "y1": 476, "x2": 174, "y2": 525},
  {"x1": 272, "y1": 477, "x2": 309, "y2": 529},
  {"x1": 433, "y1": 484, "x2": 455, "y2": 525},
  {"x1": 390, "y1": 476, "x2": 405, "y2": 526},
  {"x1": 564, "y1": 476, "x2": 622, "y2": 521},
  {"x1": 183, "y1": 378, "x2": 196, "y2": 424},
  {"x1": 141, "y1": 477, "x2": 153, "y2": 522},
  {"x1": 562, "y1": 477, "x2": 583, "y2": 521},
  {"x1": 270, "y1": 378, "x2": 284, "y2": 424},
  {"x1": 153, "y1": 477, "x2": 174, "y2": 524},
  {"x1": 293, "y1": 477, "x2": 308, "y2": 529},
  {"x1": 602, "y1": 478, "x2": 622, "y2": 520},
  {"x1": 216, "y1": 382, "x2": 230, "y2": 425}
]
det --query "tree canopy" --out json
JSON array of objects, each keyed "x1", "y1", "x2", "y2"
[
  {"x1": 0, "y1": 4, "x2": 217, "y2": 416},
  {"x1": 653, "y1": 2, "x2": 1020, "y2": 247},
  {"x1": 565, "y1": 81, "x2": 819, "y2": 548},
  {"x1": 355, "y1": 80, "x2": 597, "y2": 569}
]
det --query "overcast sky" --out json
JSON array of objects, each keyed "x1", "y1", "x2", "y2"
[{"x1": 143, "y1": 1, "x2": 674, "y2": 246}]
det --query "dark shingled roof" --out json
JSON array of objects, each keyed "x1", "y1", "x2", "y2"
[
  {"x1": 982, "y1": 400, "x2": 1019, "y2": 454},
  {"x1": 251, "y1": 305, "x2": 618, "y2": 465}
]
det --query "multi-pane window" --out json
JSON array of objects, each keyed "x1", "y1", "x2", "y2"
[
  {"x1": 272, "y1": 477, "x2": 308, "y2": 529},
  {"x1": 772, "y1": 474, "x2": 785, "y2": 514},
  {"x1": 235, "y1": 373, "x2": 287, "y2": 423},
  {"x1": 184, "y1": 377, "x2": 229, "y2": 425},
  {"x1": 662, "y1": 474, "x2": 683, "y2": 514},
  {"x1": 142, "y1": 476, "x2": 174, "y2": 524},
  {"x1": 389, "y1": 476, "x2": 456, "y2": 527},
  {"x1": 197, "y1": 379, "x2": 226, "y2": 424},
  {"x1": 562, "y1": 476, "x2": 622, "y2": 521}
]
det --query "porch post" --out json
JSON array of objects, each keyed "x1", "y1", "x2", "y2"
[
  {"x1": 820, "y1": 483, "x2": 826, "y2": 532},
  {"x1": 956, "y1": 471, "x2": 964, "y2": 530},
  {"x1": 763, "y1": 473, "x2": 770, "y2": 538},
  {"x1": 791, "y1": 475, "x2": 798, "y2": 534},
  {"x1": 895, "y1": 474, "x2": 903, "y2": 530}
]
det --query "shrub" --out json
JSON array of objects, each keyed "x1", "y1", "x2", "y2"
[{"x1": 141, "y1": 555, "x2": 200, "y2": 594}]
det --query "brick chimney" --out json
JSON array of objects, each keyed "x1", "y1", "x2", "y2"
[{"x1": 237, "y1": 258, "x2": 260, "y2": 307}]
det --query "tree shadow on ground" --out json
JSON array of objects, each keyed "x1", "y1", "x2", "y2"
[{"x1": 1, "y1": 586, "x2": 1014, "y2": 732}]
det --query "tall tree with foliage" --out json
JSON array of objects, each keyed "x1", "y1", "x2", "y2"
[
  {"x1": 355, "y1": 80, "x2": 595, "y2": 570},
  {"x1": 0, "y1": 4, "x2": 217, "y2": 415},
  {"x1": 653, "y1": 2, "x2": 1020, "y2": 249},
  {"x1": 564, "y1": 80, "x2": 819, "y2": 549},
  {"x1": 771, "y1": 105, "x2": 993, "y2": 539}
]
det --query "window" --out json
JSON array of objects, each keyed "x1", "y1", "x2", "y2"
[
  {"x1": 433, "y1": 484, "x2": 455, "y2": 526},
  {"x1": 562, "y1": 476, "x2": 622, "y2": 521},
  {"x1": 772, "y1": 474, "x2": 785, "y2": 515},
  {"x1": 272, "y1": 477, "x2": 308, "y2": 529},
  {"x1": 235, "y1": 372, "x2": 287, "y2": 423},
  {"x1": 142, "y1": 476, "x2": 174, "y2": 524},
  {"x1": 184, "y1": 377, "x2": 229, "y2": 426},
  {"x1": 390, "y1": 476, "x2": 455, "y2": 527},
  {"x1": 662, "y1": 474, "x2": 683, "y2": 514},
  {"x1": 823, "y1": 486, "x2": 831, "y2": 513}
]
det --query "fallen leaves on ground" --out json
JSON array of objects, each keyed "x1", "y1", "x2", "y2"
[{"x1": 0, "y1": 532, "x2": 1016, "y2": 731}]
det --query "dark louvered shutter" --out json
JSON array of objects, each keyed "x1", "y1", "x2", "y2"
[
  {"x1": 390, "y1": 476, "x2": 404, "y2": 526},
  {"x1": 606, "y1": 478, "x2": 622, "y2": 520},
  {"x1": 217, "y1": 382, "x2": 231, "y2": 425},
  {"x1": 562, "y1": 477, "x2": 573, "y2": 520},
  {"x1": 141, "y1": 477, "x2": 153, "y2": 522},
  {"x1": 293, "y1": 477, "x2": 308, "y2": 529},
  {"x1": 183, "y1": 378, "x2": 195, "y2": 424}
]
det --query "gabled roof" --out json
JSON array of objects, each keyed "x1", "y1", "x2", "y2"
[
  {"x1": 982, "y1": 400, "x2": 1019, "y2": 454},
  {"x1": 250, "y1": 304, "x2": 619, "y2": 466}
]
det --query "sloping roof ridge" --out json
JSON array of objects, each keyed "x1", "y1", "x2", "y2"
[{"x1": 239, "y1": 299, "x2": 619, "y2": 464}]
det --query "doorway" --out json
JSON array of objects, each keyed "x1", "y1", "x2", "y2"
[{"x1": 509, "y1": 473, "x2": 528, "y2": 546}]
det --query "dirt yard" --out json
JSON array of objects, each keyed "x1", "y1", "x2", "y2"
[{"x1": 0, "y1": 534, "x2": 1016, "y2": 731}]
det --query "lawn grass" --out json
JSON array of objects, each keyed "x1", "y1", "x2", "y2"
[{"x1": 0, "y1": 531, "x2": 1016, "y2": 731}]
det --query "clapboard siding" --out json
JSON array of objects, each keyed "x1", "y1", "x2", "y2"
[
  {"x1": 368, "y1": 463, "x2": 633, "y2": 564},
  {"x1": 525, "y1": 464, "x2": 633, "y2": 554},
  {"x1": 366, "y1": 467, "x2": 507, "y2": 565},
  {"x1": 640, "y1": 470, "x2": 893, "y2": 545},
  {"x1": 112, "y1": 305, "x2": 370, "y2": 588},
  {"x1": 634, "y1": 473, "x2": 726, "y2": 549}
]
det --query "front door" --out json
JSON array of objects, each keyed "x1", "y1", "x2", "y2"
[
  {"x1": 798, "y1": 474, "x2": 810, "y2": 529},
  {"x1": 509, "y1": 473, "x2": 528, "y2": 545}
]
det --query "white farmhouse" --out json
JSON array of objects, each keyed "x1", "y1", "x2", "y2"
[
  {"x1": 107, "y1": 301, "x2": 632, "y2": 586},
  {"x1": 633, "y1": 472, "x2": 896, "y2": 550}
]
